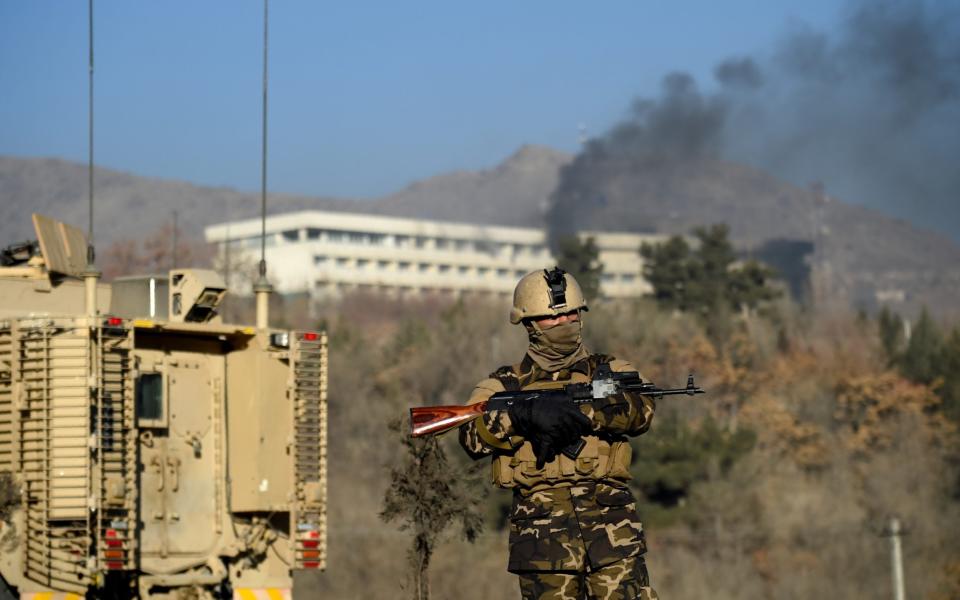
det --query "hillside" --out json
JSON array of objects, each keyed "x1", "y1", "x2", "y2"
[
  {"x1": 368, "y1": 144, "x2": 571, "y2": 226},
  {"x1": 2, "y1": 147, "x2": 958, "y2": 317},
  {"x1": 0, "y1": 146, "x2": 570, "y2": 246},
  {"x1": 0, "y1": 156, "x2": 358, "y2": 246}
]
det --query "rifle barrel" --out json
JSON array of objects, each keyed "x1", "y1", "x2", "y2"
[{"x1": 623, "y1": 384, "x2": 706, "y2": 396}]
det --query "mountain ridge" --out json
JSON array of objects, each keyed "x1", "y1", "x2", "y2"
[{"x1": 2, "y1": 146, "x2": 957, "y2": 318}]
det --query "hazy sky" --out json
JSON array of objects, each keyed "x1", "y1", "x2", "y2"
[{"x1": 0, "y1": 1, "x2": 847, "y2": 200}]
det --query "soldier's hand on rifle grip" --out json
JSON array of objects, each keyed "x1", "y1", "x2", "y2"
[{"x1": 509, "y1": 397, "x2": 591, "y2": 468}]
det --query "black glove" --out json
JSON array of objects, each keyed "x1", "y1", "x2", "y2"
[{"x1": 509, "y1": 397, "x2": 591, "y2": 469}]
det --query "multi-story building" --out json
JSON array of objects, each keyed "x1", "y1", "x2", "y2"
[{"x1": 203, "y1": 210, "x2": 665, "y2": 300}]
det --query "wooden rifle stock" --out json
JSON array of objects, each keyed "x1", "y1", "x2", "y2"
[{"x1": 410, "y1": 402, "x2": 490, "y2": 438}]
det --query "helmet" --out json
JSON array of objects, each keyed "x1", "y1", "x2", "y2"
[{"x1": 509, "y1": 267, "x2": 588, "y2": 324}]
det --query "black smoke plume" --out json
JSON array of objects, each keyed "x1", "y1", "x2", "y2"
[{"x1": 548, "y1": 0, "x2": 960, "y2": 244}]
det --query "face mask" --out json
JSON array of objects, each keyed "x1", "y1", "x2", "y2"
[
  {"x1": 526, "y1": 318, "x2": 588, "y2": 371},
  {"x1": 539, "y1": 320, "x2": 582, "y2": 353}
]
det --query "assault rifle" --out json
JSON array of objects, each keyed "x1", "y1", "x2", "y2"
[{"x1": 409, "y1": 365, "x2": 705, "y2": 458}]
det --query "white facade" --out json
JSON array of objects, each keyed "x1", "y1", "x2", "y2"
[{"x1": 204, "y1": 210, "x2": 665, "y2": 300}]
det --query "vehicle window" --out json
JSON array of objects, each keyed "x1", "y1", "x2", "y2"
[{"x1": 136, "y1": 373, "x2": 164, "y2": 424}]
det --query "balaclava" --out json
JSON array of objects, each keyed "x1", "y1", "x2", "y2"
[{"x1": 525, "y1": 313, "x2": 589, "y2": 372}]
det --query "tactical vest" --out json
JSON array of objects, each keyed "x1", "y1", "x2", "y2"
[{"x1": 488, "y1": 354, "x2": 634, "y2": 490}]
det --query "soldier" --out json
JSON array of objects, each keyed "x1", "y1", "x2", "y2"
[{"x1": 459, "y1": 267, "x2": 659, "y2": 600}]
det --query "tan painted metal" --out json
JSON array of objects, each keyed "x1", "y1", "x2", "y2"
[
  {"x1": 0, "y1": 215, "x2": 328, "y2": 598},
  {"x1": 83, "y1": 268, "x2": 100, "y2": 318},
  {"x1": 253, "y1": 282, "x2": 273, "y2": 331},
  {"x1": 31, "y1": 215, "x2": 88, "y2": 279},
  {"x1": 168, "y1": 269, "x2": 226, "y2": 325}
]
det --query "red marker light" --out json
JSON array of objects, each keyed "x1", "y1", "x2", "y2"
[
  {"x1": 302, "y1": 332, "x2": 318, "y2": 341},
  {"x1": 105, "y1": 528, "x2": 122, "y2": 547},
  {"x1": 106, "y1": 317, "x2": 123, "y2": 327}
]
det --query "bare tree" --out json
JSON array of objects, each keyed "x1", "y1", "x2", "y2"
[{"x1": 380, "y1": 418, "x2": 484, "y2": 600}]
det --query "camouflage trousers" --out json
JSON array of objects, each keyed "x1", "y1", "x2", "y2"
[
  {"x1": 507, "y1": 481, "x2": 647, "y2": 572},
  {"x1": 517, "y1": 555, "x2": 658, "y2": 600}
]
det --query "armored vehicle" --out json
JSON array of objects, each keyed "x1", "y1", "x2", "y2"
[{"x1": 0, "y1": 215, "x2": 327, "y2": 599}]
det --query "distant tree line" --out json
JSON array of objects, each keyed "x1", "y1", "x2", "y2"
[
  {"x1": 554, "y1": 224, "x2": 782, "y2": 316},
  {"x1": 639, "y1": 224, "x2": 780, "y2": 315},
  {"x1": 879, "y1": 306, "x2": 960, "y2": 423}
]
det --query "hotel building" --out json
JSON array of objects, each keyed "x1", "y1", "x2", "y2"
[{"x1": 204, "y1": 210, "x2": 665, "y2": 300}]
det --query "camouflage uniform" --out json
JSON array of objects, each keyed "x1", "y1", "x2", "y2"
[{"x1": 460, "y1": 353, "x2": 658, "y2": 600}]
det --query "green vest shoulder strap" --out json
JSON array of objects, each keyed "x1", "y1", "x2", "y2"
[
  {"x1": 587, "y1": 353, "x2": 615, "y2": 375},
  {"x1": 489, "y1": 364, "x2": 522, "y2": 391}
]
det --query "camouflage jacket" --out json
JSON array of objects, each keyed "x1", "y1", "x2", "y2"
[{"x1": 458, "y1": 352, "x2": 655, "y2": 572}]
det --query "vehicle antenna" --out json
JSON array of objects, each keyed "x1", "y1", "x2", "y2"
[
  {"x1": 83, "y1": 0, "x2": 101, "y2": 317},
  {"x1": 87, "y1": 0, "x2": 95, "y2": 264},
  {"x1": 172, "y1": 209, "x2": 178, "y2": 270},
  {"x1": 254, "y1": 0, "x2": 274, "y2": 330}
]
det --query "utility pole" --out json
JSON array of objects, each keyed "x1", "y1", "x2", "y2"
[{"x1": 886, "y1": 517, "x2": 906, "y2": 600}]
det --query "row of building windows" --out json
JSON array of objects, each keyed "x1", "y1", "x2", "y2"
[
  {"x1": 313, "y1": 255, "x2": 529, "y2": 279},
  {"x1": 311, "y1": 255, "x2": 640, "y2": 284},
  {"x1": 314, "y1": 281, "x2": 511, "y2": 297},
  {"x1": 232, "y1": 230, "x2": 547, "y2": 257}
]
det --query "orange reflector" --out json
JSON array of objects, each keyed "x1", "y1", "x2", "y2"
[
  {"x1": 104, "y1": 550, "x2": 124, "y2": 559},
  {"x1": 301, "y1": 550, "x2": 319, "y2": 559}
]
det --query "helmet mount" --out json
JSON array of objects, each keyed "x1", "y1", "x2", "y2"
[{"x1": 544, "y1": 267, "x2": 568, "y2": 309}]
